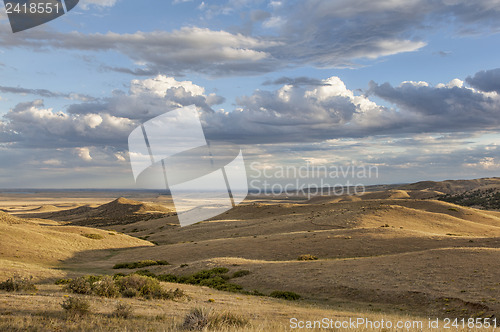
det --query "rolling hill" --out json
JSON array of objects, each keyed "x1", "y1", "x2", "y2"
[
  {"x1": 2, "y1": 178, "x2": 500, "y2": 328},
  {"x1": 22, "y1": 197, "x2": 172, "y2": 227}
]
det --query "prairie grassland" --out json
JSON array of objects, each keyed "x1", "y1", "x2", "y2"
[
  {"x1": 1, "y1": 183, "x2": 500, "y2": 331},
  {"x1": 0, "y1": 283, "x2": 492, "y2": 331}
]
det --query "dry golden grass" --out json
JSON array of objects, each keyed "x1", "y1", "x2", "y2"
[
  {"x1": 0, "y1": 282, "x2": 493, "y2": 331},
  {"x1": 0, "y1": 215, "x2": 152, "y2": 280},
  {"x1": 1, "y1": 182, "x2": 500, "y2": 330}
]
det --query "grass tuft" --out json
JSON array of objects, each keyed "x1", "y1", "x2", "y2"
[
  {"x1": 0, "y1": 276, "x2": 37, "y2": 292},
  {"x1": 181, "y1": 307, "x2": 248, "y2": 331}
]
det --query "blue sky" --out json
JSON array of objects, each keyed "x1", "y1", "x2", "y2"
[{"x1": 0, "y1": 0, "x2": 500, "y2": 188}]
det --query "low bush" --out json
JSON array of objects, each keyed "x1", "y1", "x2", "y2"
[
  {"x1": 64, "y1": 274, "x2": 183, "y2": 300},
  {"x1": 54, "y1": 278, "x2": 72, "y2": 285},
  {"x1": 134, "y1": 269, "x2": 157, "y2": 278},
  {"x1": 269, "y1": 290, "x2": 301, "y2": 301},
  {"x1": 231, "y1": 270, "x2": 250, "y2": 278},
  {"x1": 180, "y1": 268, "x2": 229, "y2": 285},
  {"x1": 121, "y1": 288, "x2": 139, "y2": 298},
  {"x1": 0, "y1": 276, "x2": 37, "y2": 292},
  {"x1": 156, "y1": 274, "x2": 179, "y2": 283},
  {"x1": 132, "y1": 267, "x2": 245, "y2": 294},
  {"x1": 81, "y1": 233, "x2": 104, "y2": 240},
  {"x1": 249, "y1": 289, "x2": 265, "y2": 296},
  {"x1": 65, "y1": 276, "x2": 98, "y2": 295},
  {"x1": 93, "y1": 276, "x2": 120, "y2": 298},
  {"x1": 297, "y1": 254, "x2": 318, "y2": 261},
  {"x1": 112, "y1": 260, "x2": 170, "y2": 269},
  {"x1": 112, "y1": 302, "x2": 133, "y2": 318},
  {"x1": 61, "y1": 297, "x2": 91, "y2": 317},
  {"x1": 116, "y1": 274, "x2": 183, "y2": 300}
]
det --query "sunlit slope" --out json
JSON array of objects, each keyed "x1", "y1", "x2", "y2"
[{"x1": 0, "y1": 211, "x2": 152, "y2": 279}]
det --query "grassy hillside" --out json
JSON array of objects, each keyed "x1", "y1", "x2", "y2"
[{"x1": 1, "y1": 181, "x2": 500, "y2": 330}]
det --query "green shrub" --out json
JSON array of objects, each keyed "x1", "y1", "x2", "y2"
[
  {"x1": 249, "y1": 289, "x2": 265, "y2": 296},
  {"x1": 66, "y1": 276, "x2": 96, "y2": 295},
  {"x1": 93, "y1": 276, "x2": 120, "y2": 298},
  {"x1": 269, "y1": 290, "x2": 301, "y2": 301},
  {"x1": 156, "y1": 274, "x2": 179, "y2": 283},
  {"x1": 182, "y1": 268, "x2": 229, "y2": 285},
  {"x1": 211, "y1": 282, "x2": 243, "y2": 293},
  {"x1": 209, "y1": 267, "x2": 229, "y2": 274},
  {"x1": 232, "y1": 270, "x2": 250, "y2": 278},
  {"x1": 64, "y1": 273, "x2": 182, "y2": 300},
  {"x1": 113, "y1": 302, "x2": 133, "y2": 318},
  {"x1": 0, "y1": 276, "x2": 37, "y2": 292},
  {"x1": 122, "y1": 288, "x2": 139, "y2": 298},
  {"x1": 117, "y1": 274, "x2": 171, "y2": 299},
  {"x1": 55, "y1": 278, "x2": 73, "y2": 285},
  {"x1": 112, "y1": 260, "x2": 170, "y2": 269},
  {"x1": 297, "y1": 254, "x2": 318, "y2": 261},
  {"x1": 81, "y1": 233, "x2": 104, "y2": 240},
  {"x1": 438, "y1": 189, "x2": 500, "y2": 210},
  {"x1": 132, "y1": 267, "x2": 245, "y2": 294},
  {"x1": 61, "y1": 297, "x2": 91, "y2": 317},
  {"x1": 134, "y1": 269, "x2": 157, "y2": 278}
]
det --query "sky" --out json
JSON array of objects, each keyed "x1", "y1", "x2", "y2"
[{"x1": 0, "y1": 0, "x2": 500, "y2": 189}]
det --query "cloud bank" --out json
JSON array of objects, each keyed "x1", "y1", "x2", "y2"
[
  {"x1": 1, "y1": 69, "x2": 499, "y2": 150},
  {"x1": 3, "y1": 0, "x2": 500, "y2": 76}
]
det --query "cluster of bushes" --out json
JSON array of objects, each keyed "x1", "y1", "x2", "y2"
[
  {"x1": 131, "y1": 267, "x2": 299, "y2": 301},
  {"x1": 113, "y1": 260, "x2": 169, "y2": 269},
  {"x1": 56, "y1": 266, "x2": 300, "y2": 304},
  {"x1": 59, "y1": 274, "x2": 184, "y2": 300},
  {"x1": 0, "y1": 276, "x2": 37, "y2": 292},
  {"x1": 134, "y1": 267, "x2": 246, "y2": 293},
  {"x1": 438, "y1": 189, "x2": 500, "y2": 210}
]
